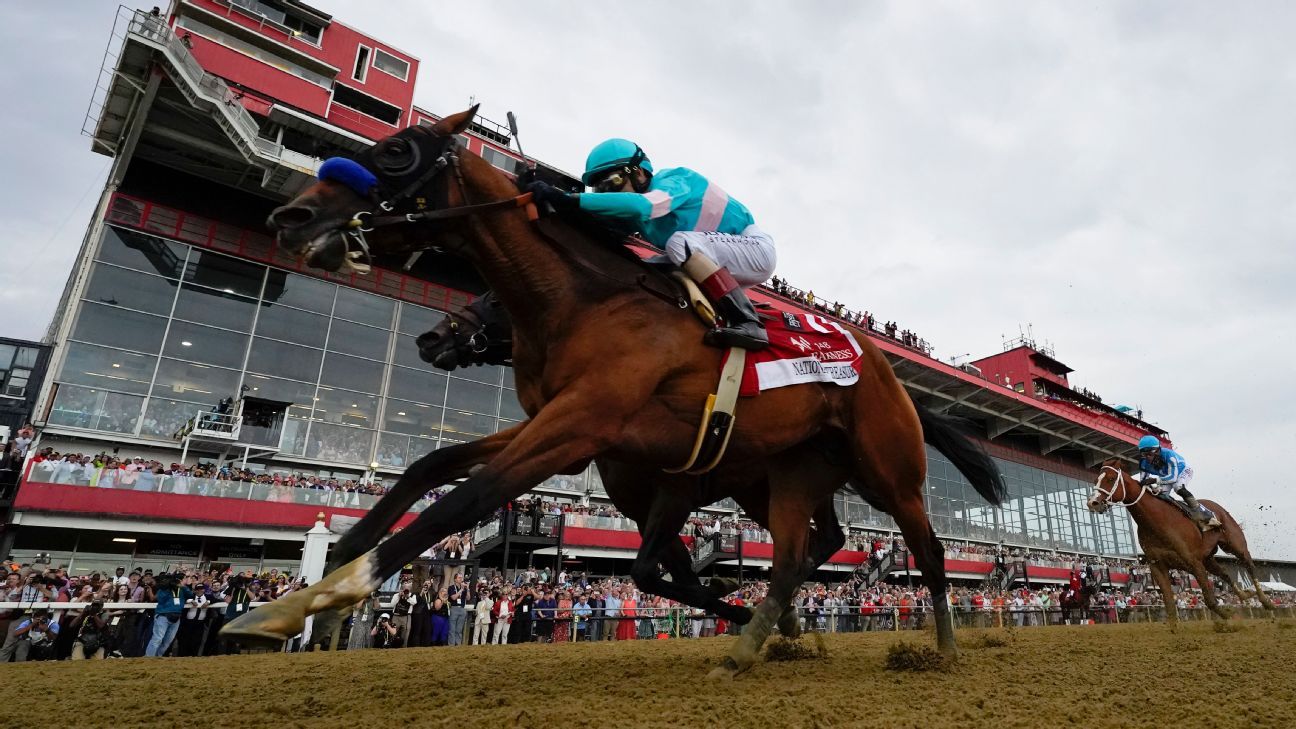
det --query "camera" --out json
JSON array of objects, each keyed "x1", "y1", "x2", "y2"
[{"x1": 154, "y1": 572, "x2": 181, "y2": 590}]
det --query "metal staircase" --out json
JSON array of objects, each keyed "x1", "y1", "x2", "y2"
[
  {"x1": 85, "y1": 7, "x2": 320, "y2": 195},
  {"x1": 692, "y1": 533, "x2": 742, "y2": 573}
]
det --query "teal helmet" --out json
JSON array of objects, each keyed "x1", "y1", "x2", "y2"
[
  {"x1": 1137, "y1": 435, "x2": 1160, "y2": 451},
  {"x1": 582, "y1": 138, "x2": 652, "y2": 186}
]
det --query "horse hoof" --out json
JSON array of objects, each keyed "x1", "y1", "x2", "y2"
[
  {"x1": 708, "y1": 577, "x2": 740, "y2": 598},
  {"x1": 707, "y1": 656, "x2": 743, "y2": 681},
  {"x1": 777, "y1": 607, "x2": 801, "y2": 639},
  {"x1": 220, "y1": 602, "x2": 305, "y2": 646}
]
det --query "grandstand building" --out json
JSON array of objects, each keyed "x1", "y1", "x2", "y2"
[{"x1": 6, "y1": 1, "x2": 1157, "y2": 587}]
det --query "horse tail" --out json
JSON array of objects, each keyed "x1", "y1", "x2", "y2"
[{"x1": 910, "y1": 394, "x2": 1006, "y2": 506}]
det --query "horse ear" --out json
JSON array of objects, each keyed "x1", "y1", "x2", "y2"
[{"x1": 428, "y1": 105, "x2": 479, "y2": 137}]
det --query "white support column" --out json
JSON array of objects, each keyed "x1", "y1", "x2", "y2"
[{"x1": 297, "y1": 513, "x2": 332, "y2": 646}]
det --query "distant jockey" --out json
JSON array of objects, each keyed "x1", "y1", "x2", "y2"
[
  {"x1": 1136, "y1": 435, "x2": 1220, "y2": 529},
  {"x1": 526, "y1": 139, "x2": 775, "y2": 350}
]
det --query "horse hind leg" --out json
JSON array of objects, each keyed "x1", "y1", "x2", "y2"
[
  {"x1": 775, "y1": 498, "x2": 847, "y2": 639},
  {"x1": 1218, "y1": 530, "x2": 1277, "y2": 611},
  {"x1": 1203, "y1": 556, "x2": 1252, "y2": 609}
]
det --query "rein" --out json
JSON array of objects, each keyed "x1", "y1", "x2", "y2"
[
  {"x1": 337, "y1": 141, "x2": 687, "y2": 309},
  {"x1": 1093, "y1": 465, "x2": 1150, "y2": 509}
]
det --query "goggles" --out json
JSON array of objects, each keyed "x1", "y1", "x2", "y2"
[{"x1": 592, "y1": 167, "x2": 632, "y2": 193}]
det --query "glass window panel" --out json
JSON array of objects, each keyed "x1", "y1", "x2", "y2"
[
  {"x1": 0, "y1": 344, "x2": 15, "y2": 368},
  {"x1": 247, "y1": 338, "x2": 323, "y2": 383},
  {"x1": 408, "y1": 436, "x2": 438, "y2": 462},
  {"x1": 454, "y1": 363, "x2": 502, "y2": 386},
  {"x1": 440, "y1": 409, "x2": 495, "y2": 443},
  {"x1": 58, "y1": 342, "x2": 156, "y2": 394},
  {"x1": 15, "y1": 347, "x2": 40, "y2": 369},
  {"x1": 376, "y1": 432, "x2": 409, "y2": 468},
  {"x1": 243, "y1": 374, "x2": 316, "y2": 407},
  {"x1": 333, "y1": 287, "x2": 394, "y2": 328},
  {"x1": 382, "y1": 399, "x2": 442, "y2": 438},
  {"x1": 326, "y1": 319, "x2": 391, "y2": 360},
  {"x1": 83, "y1": 264, "x2": 178, "y2": 316},
  {"x1": 151, "y1": 359, "x2": 240, "y2": 405},
  {"x1": 72, "y1": 302, "x2": 167, "y2": 354},
  {"x1": 183, "y1": 249, "x2": 264, "y2": 298},
  {"x1": 141, "y1": 397, "x2": 206, "y2": 439},
  {"x1": 162, "y1": 321, "x2": 249, "y2": 369},
  {"x1": 319, "y1": 352, "x2": 384, "y2": 393},
  {"x1": 263, "y1": 270, "x2": 335, "y2": 313},
  {"x1": 280, "y1": 413, "x2": 308, "y2": 456},
  {"x1": 311, "y1": 387, "x2": 379, "y2": 428},
  {"x1": 392, "y1": 334, "x2": 430, "y2": 370},
  {"x1": 502, "y1": 368, "x2": 515, "y2": 389},
  {"x1": 172, "y1": 284, "x2": 257, "y2": 331},
  {"x1": 254, "y1": 303, "x2": 328, "y2": 348},
  {"x1": 305, "y1": 422, "x2": 374, "y2": 465},
  {"x1": 48, "y1": 384, "x2": 142, "y2": 434},
  {"x1": 397, "y1": 303, "x2": 445, "y2": 337},
  {"x1": 499, "y1": 390, "x2": 528, "y2": 421},
  {"x1": 97, "y1": 227, "x2": 187, "y2": 278},
  {"x1": 445, "y1": 377, "x2": 499, "y2": 415},
  {"x1": 386, "y1": 366, "x2": 447, "y2": 405},
  {"x1": 6, "y1": 370, "x2": 30, "y2": 398}
]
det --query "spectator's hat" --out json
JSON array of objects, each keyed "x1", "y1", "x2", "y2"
[{"x1": 380, "y1": 612, "x2": 391, "y2": 619}]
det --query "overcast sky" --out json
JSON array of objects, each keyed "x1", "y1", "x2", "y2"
[{"x1": 3, "y1": 2, "x2": 1293, "y2": 560}]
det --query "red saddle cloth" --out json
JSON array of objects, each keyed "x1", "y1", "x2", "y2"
[{"x1": 726, "y1": 310, "x2": 865, "y2": 397}]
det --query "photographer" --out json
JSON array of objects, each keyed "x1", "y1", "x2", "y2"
[
  {"x1": 370, "y1": 612, "x2": 401, "y2": 649},
  {"x1": 391, "y1": 581, "x2": 415, "y2": 648},
  {"x1": 177, "y1": 577, "x2": 211, "y2": 656},
  {"x1": 6, "y1": 608, "x2": 59, "y2": 662},
  {"x1": 145, "y1": 572, "x2": 193, "y2": 657},
  {"x1": 70, "y1": 600, "x2": 107, "y2": 660},
  {"x1": 219, "y1": 574, "x2": 253, "y2": 655}
]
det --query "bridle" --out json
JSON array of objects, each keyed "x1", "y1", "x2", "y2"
[
  {"x1": 323, "y1": 130, "x2": 537, "y2": 268},
  {"x1": 1092, "y1": 465, "x2": 1149, "y2": 511}
]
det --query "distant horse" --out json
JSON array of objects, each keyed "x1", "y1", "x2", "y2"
[
  {"x1": 1058, "y1": 584, "x2": 1095, "y2": 625},
  {"x1": 1089, "y1": 458, "x2": 1275, "y2": 623},
  {"x1": 222, "y1": 108, "x2": 1005, "y2": 676}
]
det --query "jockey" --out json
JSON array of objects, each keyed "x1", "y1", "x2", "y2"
[
  {"x1": 526, "y1": 138, "x2": 775, "y2": 350},
  {"x1": 1136, "y1": 435, "x2": 1220, "y2": 529}
]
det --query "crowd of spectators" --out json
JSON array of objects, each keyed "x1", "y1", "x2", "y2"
[
  {"x1": 0, "y1": 561, "x2": 304, "y2": 662},
  {"x1": 764, "y1": 276, "x2": 933, "y2": 357}
]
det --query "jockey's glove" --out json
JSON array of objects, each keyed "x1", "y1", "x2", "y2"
[
  {"x1": 526, "y1": 181, "x2": 579, "y2": 213},
  {"x1": 1139, "y1": 476, "x2": 1157, "y2": 487}
]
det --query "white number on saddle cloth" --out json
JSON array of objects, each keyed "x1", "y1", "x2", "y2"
[{"x1": 735, "y1": 312, "x2": 864, "y2": 395}]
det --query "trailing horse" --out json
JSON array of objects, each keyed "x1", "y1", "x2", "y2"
[
  {"x1": 1089, "y1": 458, "x2": 1275, "y2": 623},
  {"x1": 221, "y1": 108, "x2": 1005, "y2": 676}
]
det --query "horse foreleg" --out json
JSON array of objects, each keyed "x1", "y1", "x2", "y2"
[
  {"x1": 773, "y1": 499, "x2": 846, "y2": 639},
  {"x1": 1189, "y1": 563, "x2": 1231, "y2": 620},
  {"x1": 221, "y1": 397, "x2": 612, "y2": 646},
  {"x1": 711, "y1": 473, "x2": 822, "y2": 680},
  {"x1": 306, "y1": 428, "x2": 521, "y2": 645},
  {"x1": 1148, "y1": 562, "x2": 1178, "y2": 627}
]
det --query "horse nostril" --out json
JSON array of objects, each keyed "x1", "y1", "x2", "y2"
[{"x1": 267, "y1": 206, "x2": 316, "y2": 231}]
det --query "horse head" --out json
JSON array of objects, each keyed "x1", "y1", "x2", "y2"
[
  {"x1": 266, "y1": 107, "x2": 486, "y2": 273},
  {"x1": 1088, "y1": 458, "x2": 1139, "y2": 513},
  {"x1": 416, "y1": 291, "x2": 514, "y2": 371}
]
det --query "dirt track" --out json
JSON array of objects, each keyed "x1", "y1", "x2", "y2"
[{"x1": 3, "y1": 620, "x2": 1292, "y2": 728}]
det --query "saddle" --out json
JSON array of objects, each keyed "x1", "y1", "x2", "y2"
[{"x1": 1154, "y1": 491, "x2": 1219, "y2": 530}]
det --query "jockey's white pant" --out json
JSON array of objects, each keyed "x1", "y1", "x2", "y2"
[
  {"x1": 665, "y1": 225, "x2": 776, "y2": 288},
  {"x1": 1169, "y1": 467, "x2": 1194, "y2": 492}
]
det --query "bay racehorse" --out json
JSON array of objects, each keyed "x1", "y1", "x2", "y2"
[
  {"x1": 221, "y1": 107, "x2": 1005, "y2": 675},
  {"x1": 1088, "y1": 458, "x2": 1275, "y2": 623}
]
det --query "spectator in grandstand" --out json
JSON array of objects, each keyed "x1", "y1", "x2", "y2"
[
  {"x1": 2, "y1": 608, "x2": 58, "y2": 662},
  {"x1": 145, "y1": 573, "x2": 192, "y2": 657},
  {"x1": 447, "y1": 573, "x2": 469, "y2": 646},
  {"x1": 370, "y1": 612, "x2": 402, "y2": 648},
  {"x1": 473, "y1": 586, "x2": 494, "y2": 645},
  {"x1": 491, "y1": 589, "x2": 511, "y2": 645}
]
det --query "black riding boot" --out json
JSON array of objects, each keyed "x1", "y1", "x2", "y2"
[
  {"x1": 680, "y1": 247, "x2": 769, "y2": 351},
  {"x1": 1178, "y1": 489, "x2": 1220, "y2": 529},
  {"x1": 706, "y1": 287, "x2": 769, "y2": 350}
]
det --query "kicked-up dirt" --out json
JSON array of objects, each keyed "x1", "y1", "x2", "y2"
[{"x1": 2, "y1": 620, "x2": 1292, "y2": 728}]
